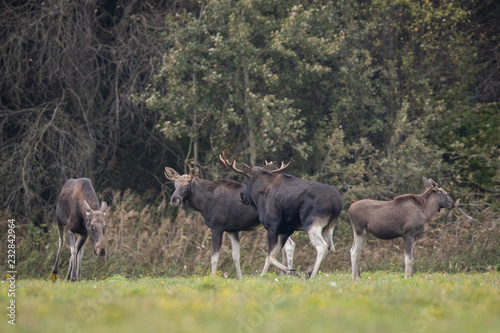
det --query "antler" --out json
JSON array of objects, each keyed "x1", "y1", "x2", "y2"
[
  {"x1": 270, "y1": 158, "x2": 293, "y2": 173},
  {"x1": 263, "y1": 160, "x2": 278, "y2": 171},
  {"x1": 219, "y1": 151, "x2": 245, "y2": 175}
]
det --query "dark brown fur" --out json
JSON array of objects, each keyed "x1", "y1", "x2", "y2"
[
  {"x1": 164, "y1": 167, "x2": 295, "y2": 279},
  {"x1": 51, "y1": 178, "x2": 108, "y2": 281},
  {"x1": 239, "y1": 166, "x2": 343, "y2": 279}
]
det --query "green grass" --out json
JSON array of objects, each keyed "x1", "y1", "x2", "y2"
[{"x1": 2, "y1": 271, "x2": 499, "y2": 333}]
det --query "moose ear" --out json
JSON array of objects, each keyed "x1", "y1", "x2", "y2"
[
  {"x1": 164, "y1": 167, "x2": 180, "y2": 181},
  {"x1": 83, "y1": 200, "x2": 92, "y2": 216},
  {"x1": 242, "y1": 163, "x2": 254, "y2": 176},
  {"x1": 100, "y1": 201, "x2": 108, "y2": 215},
  {"x1": 189, "y1": 167, "x2": 199, "y2": 180},
  {"x1": 423, "y1": 176, "x2": 438, "y2": 189}
]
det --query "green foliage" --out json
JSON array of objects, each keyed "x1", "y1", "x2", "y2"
[
  {"x1": 138, "y1": 0, "x2": 309, "y2": 169},
  {"x1": 435, "y1": 103, "x2": 500, "y2": 189},
  {"x1": 134, "y1": 0, "x2": 499, "y2": 201}
]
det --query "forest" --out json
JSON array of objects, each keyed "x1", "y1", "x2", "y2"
[{"x1": 1, "y1": 0, "x2": 499, "y2": 278}]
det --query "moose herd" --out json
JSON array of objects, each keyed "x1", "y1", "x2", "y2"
[{"x1": 51, "y1": 152, "x2": 455, "y2": 282}]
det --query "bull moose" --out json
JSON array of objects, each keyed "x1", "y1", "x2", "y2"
[
  {"x1": 348, "y1": 177, "x2": 455, "y2": 278},
  {"x1": 220, "y1": 152, "x2": 343, "y2": 279},
  {"x1": 164, "y1": 167, "x2": 296, "y2": 279},
  {"x1": 51, "y1": 178, "x2": 108, "y2": 281}
]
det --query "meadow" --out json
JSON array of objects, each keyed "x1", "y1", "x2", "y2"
[{"x1": 1, "y1": 271, "x2": 499, "y2": 333}]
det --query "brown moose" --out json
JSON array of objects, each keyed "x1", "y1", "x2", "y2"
[
  {"x1": 51, "y1": 178, "x2": 108, "y2": 281},
  {"x1": 348, "y1": 177, "x2": 455, "y2": 278}
]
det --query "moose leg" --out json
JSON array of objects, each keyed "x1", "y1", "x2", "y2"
[
  {"x1": 278, "y1": 233, "x2": 296, "y2": 275},
  {"x1": 404, "y1": 236, "x2": 416, "y2": 278},
  {"x1": 260, "y1": 231, "x2": 277, "y2": 276},
  {"x1": 322, "y1": 222, "x2": 336, "y2": 253},
  {"x1": 75, "y1": 234, "x2": 87, "y2": 281},
  {"x1": 76, "y1": 245, "x2": 83, "y2": 281},
  {"x1": 210, "y1": 229, "x2": 223, "y2": 277},
  {"x1": 350, "y1": 231, "x2": 368, "y2": 278},
  {"x1": 227, "y1": 232, "x2": 243, "y2": 280},
  {"x1": 260, "y1": 256, "x2": 271, "y2": 276},
  {"x1": 51, "y1": 224, "x2": 65, "y2": 281},
  {"x1": 281, "y1": 237, "x2": 296, "y2": 271},
  {"x1": 65, "y1": 231, "x2": 77, "y2": 281},
  {"x1": 306, "y1": 223, "x2": 336, "y2": 277},
  {"x1": 306, "y1": 225, "x2": 329, "y2": 279},
  {"x1": 261, "y1": 230, "x2": 291, "y2": 275}
]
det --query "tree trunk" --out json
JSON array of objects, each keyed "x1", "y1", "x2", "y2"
[{"x1": 243, "y1": 66, "x2": 256, "y2": 166}]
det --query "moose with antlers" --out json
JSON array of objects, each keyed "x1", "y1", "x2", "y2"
[
  {"x1": 220, "y1": 152, "x2": 343, "y2": 279},
  {"x1": 164, "y1": 166, "x2": 296, "y2": 279}
]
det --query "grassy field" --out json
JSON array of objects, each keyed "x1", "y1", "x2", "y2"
[{"x1": 1, "y1": 271, "x2": 499, "y2": 333}]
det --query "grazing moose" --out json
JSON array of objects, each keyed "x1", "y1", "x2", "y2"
[
  {"x1": 348, "y1": 177, "x2": 455, "y2": 278},
  {"x1": 164, "y1": 167, "x2": 296, "y2": 279},
  {"x1": 51, "y1": 178, "x2": 108, "y2": 281},
  {"x1": 220, "y1": 152, "x2": 343, "y2": 279}
]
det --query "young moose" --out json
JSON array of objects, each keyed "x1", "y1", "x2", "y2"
[
  {"x1": 348, "y1": 177, "x2": 455, "y2": 278},
  {"x1": 51, "y1": 178, "x2": 108, "y2": 281},
  {"x1": 220, "y1": 152, "x2": 343, "y2": 279},
  {"x1": 164, "y1": 167, "x2": 295, "y2": 279}
]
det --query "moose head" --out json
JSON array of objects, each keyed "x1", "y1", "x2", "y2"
[
  {"x1": 422, "y1": 176, "x2": 455, "y2": 211},
  {"x1": 219, "y1": 151, "x2": 293, "y2": 207},
  {"x1": 83, "y1": 200, "x2": 108, "y2": 256},
  {"x1": 164, "y1": 167, "x2": 199, "y2": 208}
]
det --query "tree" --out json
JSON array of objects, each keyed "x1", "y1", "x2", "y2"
[{"x1": 139, "y1": 1, "x2": 309, "y2": 173}]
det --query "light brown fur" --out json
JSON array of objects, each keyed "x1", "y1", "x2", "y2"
[{"x1": 349, "y1": 177, "x2": 455, "y2": 278}]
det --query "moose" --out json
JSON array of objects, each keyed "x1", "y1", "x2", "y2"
[
  {"x1": 348, "y1": 177, "x2": 455, "y2": 278},
  {"x1": 51, "y1": 178, "x2": 108, "y2": 281},
  {"x1": 164, "y1": 167, "x2": 296, "y2": 279},
  {"x1": 220, "y1": 152, "x2": 343, "y2": 279}
]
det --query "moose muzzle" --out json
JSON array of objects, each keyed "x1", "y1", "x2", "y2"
[
  {"x1": 170, "y1": 195, "x2": 182, "y2": 207},
  {"x1": 94, "y1": 241, "x2": 106, "y2": 256}
]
